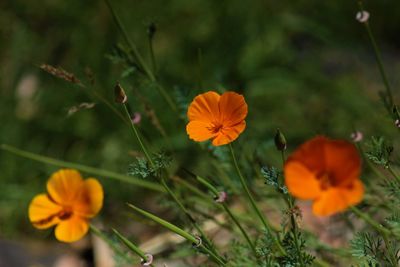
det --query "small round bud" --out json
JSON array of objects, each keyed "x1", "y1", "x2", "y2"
[
  {"x1": 356, "y1": 10, "x2": 370, "y2": 23},
  {"x1": 114, "y1": 82, "x2": 127, "y2": 104},
  {"x1": 395, "y1": 119, "x2": 400, "y2": 128},
  {"x1": 132, "y1": 112, "x2": 142, "y2": 124},
  {"x1": 350, "y1": 131, "x2": 363, "y2": 142},
  {"x1": 214, "y1": 191, "x2": 227, "y2": 203},
  {"x1": 274, "y1": 129, "x2": 287, "y2": 151}
]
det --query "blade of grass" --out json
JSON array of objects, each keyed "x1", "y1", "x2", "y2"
[
  {"x1": 112, "y1": 229, "x2": 154, "y2": 267},
  {"x1": 127, "y1": 203, "x2": 226, "y2": 266},
  {"x1": 1, "y1": 144, "x2": 164, "y2": 192}
]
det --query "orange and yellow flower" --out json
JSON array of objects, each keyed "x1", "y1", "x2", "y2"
[
  {"x1": 29, "y1": 169, "x2": 103, "y2": 242},
  {"x1": 186, "y1": 91, "x2": 248, "y2": 146},
  {"x1": 284, "y1": 136, "x2": 364, "y2": 216}
]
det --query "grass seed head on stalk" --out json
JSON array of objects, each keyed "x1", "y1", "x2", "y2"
[{"x1": 40, "y1": 64, "x2": 81, "y2": 84}]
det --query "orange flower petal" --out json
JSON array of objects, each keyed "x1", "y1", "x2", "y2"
[
  {"x1": 47, "y1": 169, "x2": 84, "y2": 206},
  {"x1": 286, "y1": 136, "x2": 327, "y2": 174},
  {"x1": 284, "y1": 161, "x2": 322, "y2": 199},
  {"x1": 187, "y1": 91, "x2": 220, "y2": 123},
  {"x1": 211, "y1": 121, "x2": 246, "y2": 146},
  {"x1": 73, "y1": 178, "x2": 104, "y2": 218},
  {"x1": 219, "y1": 92, "x2": 248, "y2": 126},
  {"x1": 55, "y1": 215, "x2": 89, "y2": 243},
  {"x1": 29, "y1": 194, "x2": 63, "y2": 229},
  {"x1": 324, "y1": 140, "x2": 361, "y2": 185},
  {"x1": 186, "y1": 120, "x2": 217, "y2": 142},
  {"x1": 312, "y1": 179, "x2": 364, "y2": 216}
]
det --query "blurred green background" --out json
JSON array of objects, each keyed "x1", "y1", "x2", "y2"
[{"x1": 1, "y1": 0, "x2": 399, "y2": 257}]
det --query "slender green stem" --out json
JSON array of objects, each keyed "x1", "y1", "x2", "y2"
[
  {"x1": 121, "y1": 104, "x2": 223, "y2": 262},
  {"x1": 280, "y1": 150, "x2": 304, "y2": 266},
  {"x1": 350, "y1": 206, "x2": 391, "y2": 236},
  {"x1": 148, "y1": 34, "x2": 157, "y2": 74},
  {"x1": 196, "y1": 175, "x2": 257, "y2": 256},
  {"x1": 127, "y1": 203, "x2": 226, "y2": 266},
  {"x1": 122, "y1": 104, "x2": 154, "y2": 167},
  {"x1": 229, "y1": 143, "x2": 285, "y2": 255},
  {"x1": 112, "y1": 229, "x2": 155, "y2": 267},
  {"x1": 105, "y1": 0, "x2": 153, "y2": 81},
  {"x1": 381, "y1": 232, "x2": 398, "y2": 266},
  {"x1": 105, "y1": 0, "x2": 177, "y2": 112},
  {"x1": 358, "y1": 1, "x2": 395, "y2": 113},
  {"x1": 171, "y1": 175, "x2": 210, "y2": 200},
  {"x1": 0, "y1": 144, "x2": 164, "y2": 192},
  {"x1": 353, "y1": 196, "x2": 399, "y2": 264},
  {"x1": 90, "y1": 225, "x2": 134, "y2": 263},
  {"x1": 159, "y1": 177, "x2": 219, "y2": 257}
]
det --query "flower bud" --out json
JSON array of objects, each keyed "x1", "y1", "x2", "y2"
[
  {"x1": 114, "y1": 82, "x2": 127, "y2": 104},
  {"x1": 350, "y1": 131, "x2": 363, "y2": 142},
  {"x1": 274, "y1": 128, "x2": 287, "y2": 151},
  {"x1": 147, "y1": 22, "x2": 156, "y2": 39},
  {"x1": 356, "y1": 10, "x2": 370, "y2": 23}
]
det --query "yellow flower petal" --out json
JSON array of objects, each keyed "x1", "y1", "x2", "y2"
[
  {"x1": 47, "y1": 169, "x2": 84, "y2": 206},
  {"x1": 55, "y1": 215, "x2": 89, "y2": 243},
  {"x1": 29, "y1": 194, "x2": 63, "y2": 229},
  {"x1": 73, "y1": 178, "x2": 104, "y2": 218}
]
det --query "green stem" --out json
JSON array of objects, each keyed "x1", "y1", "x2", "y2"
[
  {"x1": 90, "y1": 225, "x2": 134, "y2": 263},
  {"x1": 148, "y1": 34, "x2": 157, "y2": 74},
  {"x1": 0, "y1": 144, "x2": 164, "y2": 192},
  {"x1": 358, "y1": 1, "x2": 394, "y2": 113},
  {"x1": 229, "y1": 143, "x2": 285, "y2": 255},
  {"x1": 280, "y1": 150, "x2": 304, "y2": 266},
  {"x1": 350, "y1": 206, "x2": 391, "y2": 236},
  {"x1": 127, "y1": 203, "x2": 226, "y2": 266},
  {"x1": 112, "y1": 229, "x2": 154, "y2": 267},
  {"x1": 171, "y1": 175, "x2": 210, "y2": 200},
  {"x1": 122, "y1": 104, "x2": 154, "y2": 167},
  {"x1": 196, "y1": 175, "x2": 257, "y2": 256},
  {"x1": 121, "y1": 104, "x2": 223, "y2": 261},
  {"x1": 381, "y1": 232, "x2": 398, "y2": 266},
  {"x1": 159, "y1": 177, "x2": 219, "y2": 257},
  {"x1": 104, "y1": 0, "x2": 153, "y2": 81},
  {"x1": 105, "y1": 0, "x2": 177, "y2": 112}
]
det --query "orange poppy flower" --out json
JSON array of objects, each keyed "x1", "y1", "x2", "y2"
[
  {"x1": 186, "y1": 91, "x2": 248, "y2": 146},
  {"x1": 29, "y1": 169, "x2": 103, "y2": 242},
  {"x1": 284, "y1": 136, "x2": 364, "y2": 216}
]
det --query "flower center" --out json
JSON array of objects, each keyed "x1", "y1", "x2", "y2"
[
  {"x1": 58, "y1": 209, "x2": 73, "y2": 220},
  {"x1": 316, "y1": 172, "x2": 335, "y2": 190},
  {"x1": 208, "y1": 123, "x2": 223, "y2": 134}
]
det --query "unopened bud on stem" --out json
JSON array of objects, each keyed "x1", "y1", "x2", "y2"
[
  {"x1": 147, "y1": 22, "x2": 156, "y2": 39},
  {"x1": 274, "y1": 128, "x2": 287, "y2": 151},
  {"x1": 114, "y1": 82, "x2": 127, "y2": 104}
]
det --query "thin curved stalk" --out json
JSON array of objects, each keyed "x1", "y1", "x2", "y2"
[
  {"x1": 0, "y1": 144, "x2": 164, "y2": 192},
  {"x1": 229, "y1": 143, "x2": 285, "y2": 255}
]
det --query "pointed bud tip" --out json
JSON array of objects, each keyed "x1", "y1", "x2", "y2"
[
  {"x1": 114, "y1": 82, "x2": 127, "y2": 104},
  {"x1": 274, "y1": 128, "x2": 287, "y2": 151}
]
